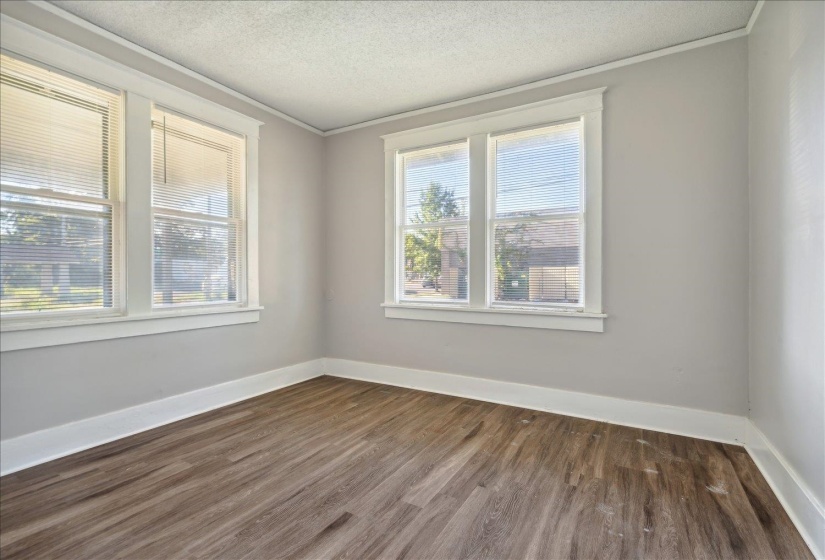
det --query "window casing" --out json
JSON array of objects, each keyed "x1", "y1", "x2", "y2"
[
  {"x1": 0, "y1": 18, "x2": 262, "y2": 351},
  {"x1": 384, "y1": 89, "x2": 605, "y2": 332}
]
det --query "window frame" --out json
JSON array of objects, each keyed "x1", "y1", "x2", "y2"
[
  {"x1": 382, "y1": 88, "x2": 606, "y2": 332},
  {"x1": 0, "y1": 16, "x2": 262, "y2": 351}
]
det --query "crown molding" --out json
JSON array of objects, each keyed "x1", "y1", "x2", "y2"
[
  {"x1": 23, "y1": 0, "x2": 763, "y2": 137},
  {"x1": 27, "y1": 0, "x2": 324, "y2": 136},
  {"x1": 322, "y1": 27, "x2": 749, "y2": 136},
  {"x1": 746, "y1": 0, "x2": 766, "y2": 35}
]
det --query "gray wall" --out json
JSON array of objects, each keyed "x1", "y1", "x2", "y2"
[
  {"x1": 324, "y1": 38, "x2": 751, "y2": 416},
  {"x1": 0, "y1": 2, "x2": 326, "y2": 440},
  {"x1": 0, "y1": 6, "x2": 754, "y2": 442},
  {"x1": 748, "y1": 1, "x2": 825, "y2": 506}
]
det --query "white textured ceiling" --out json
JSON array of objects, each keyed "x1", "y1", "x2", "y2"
[{"x1": 51, "y1": 0, "x2": 756, "y2": 132}]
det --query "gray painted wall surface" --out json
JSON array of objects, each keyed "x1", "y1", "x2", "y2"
[
  {"x1": 0, "y1": 2, "x2": 326, "y2": 440},
  {"x1": 324, "y1": 38, "x2": 750, "y2": 416},
  {"x1": 0, "y1": 7, "x2": 754, "y2": 442},
  {"x1": 748, "y1": 0, "x2": 825, "y2": 506}
]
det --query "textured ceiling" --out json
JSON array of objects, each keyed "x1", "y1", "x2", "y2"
[{"x1": 51, "y1": 0, "x2": 756, "y2": 131}]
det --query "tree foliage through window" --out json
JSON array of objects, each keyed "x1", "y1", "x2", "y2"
[{"x1": 404, "y1": 183, "x2": 464, "y2": 291}]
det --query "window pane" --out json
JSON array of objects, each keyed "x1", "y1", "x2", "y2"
[
  {"x1": 0, "y1": 54, "x2": 120, "y2": 199},
  {"x1": 151, "y1": 110, "x2": 242, "y2": 217},
  {"x1": 493, "y1": 219, "x2": 580, "y2": 305},
  {"x1": 494, "y1": 121, "x2": 581, "y2": 218},
  {"x1": 151, "y1": 108, "x2": 245, "y2": 308},
  {"x1": 402, "y1": 143, "x2": 468, "y2": 225},
  {"x1": 402, "y1": 225, "x2": 468, "y2": 302},
  {"x1": 492, "y1": 121, "x2": 584, "y2": 308},
  {"x1": 1, "y1": 193, "x2": 114, "y2": 313},
  {"x1": 153, "y1": 215, "x2": 239, "y2": 306},
  {"x1": 0, "y1": 54, "x2": 120, "y2": 318}
]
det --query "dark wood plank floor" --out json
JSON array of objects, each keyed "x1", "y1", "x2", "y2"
[{"x1": 0, "y1": 376, "x2": 813, "y2": 559}]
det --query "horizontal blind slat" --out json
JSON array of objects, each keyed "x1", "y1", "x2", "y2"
[
  {"x1": 492, "y1": 121, "x2": 583, "y2": 307},
  {"x1": 0, "y1": 65, "x2": 120, "y2": 200},
  {"x1": 151, "y1": 107, "x2": 245, "y2": 308},
  {"x1": 0, "y1": 54, "x2": 121, "y2": 316}
]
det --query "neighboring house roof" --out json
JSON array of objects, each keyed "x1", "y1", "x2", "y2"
[{"x1": 429, "y1": 218, "x2": 580, "y2": 268}]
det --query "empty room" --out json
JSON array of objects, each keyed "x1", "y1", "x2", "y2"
[{"x1": 0, "y1": 1, "x2": 823, "y2": 558}]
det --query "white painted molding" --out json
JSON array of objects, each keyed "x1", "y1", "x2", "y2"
[
  {"x1": 19, "y1": 1, "x2": 755, "y2": 137},
  {"x1": 382, "y1": 304, "x2": 606, "y2": 332},
  {"x1": 0, "y1": 359, "x2": 324, "y2": 476},
  {"x1": 324, "y1": 358, "x2": 747, "y2": 444},
  {"x1": 0, "y1": 15, "x2": 263, "y2": 138},
  {"x1": 0, "y1": 307, "x2": 263, "y2": 352},
  {"x1": 323, "y1": 29, "x2": 748, "y2": 136},
  {"x1": 745, "y1": 422, "x2": 825, "y2": 559},
  {"x1": 746, "y1": 0, "x2": 766, "y2": 35},
  {"x1": 6, "y1": 356, "x2": 819, "y2": 560},
  {"x1": 380, "y1": 87, "x2": 605, "y2": 151},
  {"x1": 27, "y1": 0, "x2": 324, "y2": 136}
]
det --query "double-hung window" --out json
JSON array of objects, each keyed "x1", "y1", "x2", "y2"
[
  {"x1": 490, "y1": 121, "x2": 583, "y2": 308},
  {"x1": 384, "y1": 89, "x2": 605, "y2": 332},
  {"x1": 400, "y1": 142, "x2": 469, "y2": 303},
  {"x1": 0, "y1": 18, "x2": 261, "y2": 352},
  {"x1": 151, "y1": 108, "x2": 245, "y2": 308},
  {"x1": 0, "y1": 53, "x2": 122, "y2": 317}
]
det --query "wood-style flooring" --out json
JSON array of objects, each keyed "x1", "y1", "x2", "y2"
[{"x1": 0, "y1": 376, "x2": 813, "y2": 559}]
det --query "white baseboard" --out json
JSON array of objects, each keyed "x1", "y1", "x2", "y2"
[
  {"x1": 2, "y1": 356, "x2": 819, "y2": 559},
  {"x1": 0, "y1": 359, "x2": 325, "y2": 476},
  {"x1": 326, "y1": 359, "x2": 825, "y2": 557},
  {"x1": 745, "y1": 422, "x2": 825, "y2": 560},
  {"x1": 324, "y1": 358, "x2": 747, "y2": 444}
]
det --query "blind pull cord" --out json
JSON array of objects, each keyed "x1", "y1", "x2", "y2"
[{"x1": 163, "y1": 114, "x2": 167, "y2": 184}]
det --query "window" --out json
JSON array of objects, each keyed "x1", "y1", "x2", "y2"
[
  {"x1": 0, "y1": 18, "x2": 262, "y2": 352},
  {"x1": 399, "y1": 142, "x2": 469, "y2": 303},
  {"x1": 0, "y1": 53, "x2": 122, "y2": 317},
  {"x1": 490, "y1": 122, "x2": 583, "y2": 308},
  {"x1": 151, "y1": 108, "x2": 245, "y2": 308},
  {"x1": 383, "y1": 89, "x2": 605, "y2": 332}
]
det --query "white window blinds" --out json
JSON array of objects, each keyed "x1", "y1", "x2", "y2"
[
  {"x1": 491, "y1": 120, "x2": 583, "y2": 307},
  {"x1": 151, "y1": 107, "x2": 245, "y2": 307},
  {"x1": 400, "y1": 142, "x2": 469, "y2": 302},
  {"x1": 0, "y1": 53, "x2": 122, "y2": 315}
]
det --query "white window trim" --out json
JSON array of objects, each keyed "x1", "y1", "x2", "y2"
[
  {"x1": 382, "y1": 88, "x2": 605, "y2": 332},
  {"x1": 0, "y1": 15, "x2": 263, "y2": 351}
]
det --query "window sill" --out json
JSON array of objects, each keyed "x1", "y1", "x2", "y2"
[
  {"x1": 0, "y1": 306, "x2": 262, "y2": 352},
  {"x1": 382, "y1": 303, "x2": 605, "y2": 332}
]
